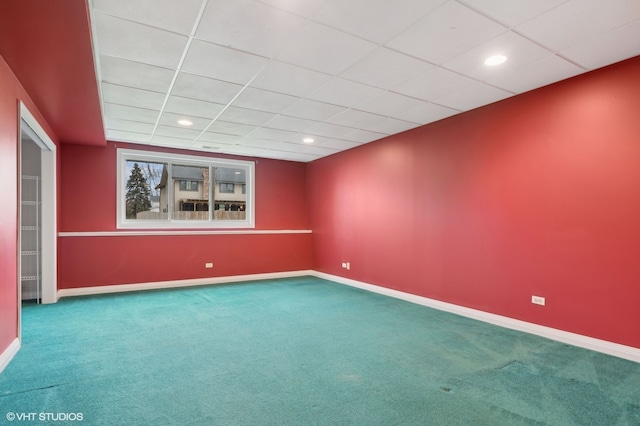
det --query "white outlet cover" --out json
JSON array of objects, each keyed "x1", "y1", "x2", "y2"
[{"x1": 531, "y1": 295, "x2": 545, "y2": 306}]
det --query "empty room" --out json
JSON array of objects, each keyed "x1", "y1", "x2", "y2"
[{"x1": 1, "y1": 0, "x2": 640, "y2": 424}]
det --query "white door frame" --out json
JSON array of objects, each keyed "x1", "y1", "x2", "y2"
[{"x1": 19, "y1": 102, "x2": 57, "y2": 307}]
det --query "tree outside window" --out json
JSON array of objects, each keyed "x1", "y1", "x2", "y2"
[{"x1": 125, "y1": 162, "x2": 152, "y2": 219}]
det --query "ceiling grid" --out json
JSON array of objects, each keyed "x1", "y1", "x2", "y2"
[{"x1": 88, "y1": 0, "x2": 640, "y2": 162}]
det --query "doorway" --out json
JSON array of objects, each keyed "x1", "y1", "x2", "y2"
[
  {"x1": 18, "y1": 102, "x2": 57, "y2": 317},
  {"x1": 20, "y1": 131, "x2": 42, "y2": 302}
]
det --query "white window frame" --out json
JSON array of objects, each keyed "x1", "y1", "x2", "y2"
[{"x1": 117, "y1": 149, "x2": 255, "y2": 229}]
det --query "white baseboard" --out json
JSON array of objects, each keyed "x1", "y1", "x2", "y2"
[
  {"x1": 312, "y1": 272, "x2": 640, "y2": 364},
  {"x1": 54, "y1": 269, "x2": 640, "y2": 363},
  {"x1": 0, "y1": 338, "x2": 21, "y2": 373},
  {"x1": 56, "y1": 270, "x2": 315, "y2": 298}
]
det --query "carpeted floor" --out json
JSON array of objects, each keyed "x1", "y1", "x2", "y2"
[{"x1": 1, "y1": 276, "x2": 639, "y2": 425}]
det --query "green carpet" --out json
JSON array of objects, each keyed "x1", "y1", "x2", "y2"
[{"x1": 1, "y1": 276, "x2": 639, "y2": 425}]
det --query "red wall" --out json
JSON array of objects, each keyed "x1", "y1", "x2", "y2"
[
  {"x1": 0, "y1": 56, "x2": 59, "y2": 357},
  {"x1": 308, "y1": 56, "x2": 640, "y2": 349},
  {"x1": 58, "y1": 142, "x2": 312, "y2": 288}
]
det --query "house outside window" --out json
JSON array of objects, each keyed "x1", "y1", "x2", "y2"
[
  {"x1": 220, "y1": 183, "x2": 234, "y2": 193},
  {"x1": 117, "y1": 149, "x2": 254, "y2": 228},
  {"x1": 179, "y1": 180, "x2": 199, "y2": 191}
]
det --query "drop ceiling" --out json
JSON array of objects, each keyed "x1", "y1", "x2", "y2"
[{"x1": 90, "y1": 0, "x2": 640, "y2": 162}]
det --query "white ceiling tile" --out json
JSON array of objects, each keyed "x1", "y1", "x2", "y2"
[
  {"x1": 258, "y1": 0, "x2": 327, "y2": 18},
  {"x1": 181, "y1": 40, "x2": 269, "y2": 85},
  {"x1": 237, "y1": 138, "x2": 288, "y2": 150},
  {"x1": 150, "y1": 135, "x2": 194, "y2": 147},
  {"x1": 307, "y1": 78, "x2": 384, "y2": 107},
  {"x1": 248, "y1": 127, "x2": 298, "y2": 141},
  {"x1": 206, "y1": 121, "x2": 258, "y2": 136},
  {"x1": 281, "y1": 99, "x2": 347, "y2": 121},
  {"x1": 217, "y1": 106, "x2": 276, "y2": 126},
  {"x1": 191, "y1": 142, "x2": 227, "y2": 152},
  {"x1": 102, "y1": 83, "x2": 166, "y2": 110},
  {"x1": 516, "y1": 0, "x2": 640, "y2": 51},
  {"x1": 357, "y1": 92, "x2": 430, "y2": 117},
  {"x1": 433, "y1": 81, "x2": 512, "y2": 111},
  {"x1": 94, "y1": 13, "x2": 188, "y2": 69},
  {"x1": 286, "y1": 153, "x2": 325, "y2": 161},
  {"x1": 154, "y1": 125, "x2": 202, "y2": 139},
  {"x1": 387, "y1": 1, "x2": 507, "y2": 64},
  {"x1": 104, "y1": 103, "x2": 160, "y2": 124},
  {"x1": 288, "y1": 134, "x2": 312, "y2": 145},
  {"x1": 340, "y1": 47, "x2": 434, "y2": 90},
  {"x1": 487, "y1": 54, "x2": 584, "y2": 94},
  {"x1": 327, "y1": 110, "x2": 384, "y2": 129},
  {"x1": 394, "y1": 102, "x2": 460, "y2": 124},
  {"x1": 263, "y1": 115, "x2": 319, "y2": 133},
  {"x1": 225, "y1": 144, "x2": 293, "y2": 159},
  {"x1": 340, "y1": 129, "x2": 388, "y2": 143},
  {"x1": 363, "y1": 117, "x2": 417, "y2": 135},
  {"x1": 198, "y1": 132, "x2": 242, "y2": 145},
  {"x1": 560, "y1": 20, "x2": 640, "y2": 70},
  {"x1": 197, "y1": 0, "x2": 306, "y2": 57},
  {"x1": 250, "y1": 61, "x2": 331, "y2": 97},
  {"x1": 313, "y1": 0, "x2": 447, "y2": 43},
  {"x1": 460, "y1": 0, "x2": 569, "y2": 27},
  {"x1": 276, "y1": 21, "x2": 377, "y2": 75},
  {"x1": 217, "y1": 144, "x2": 254, "y2": 155},
  {"x1": 106, "y1": 118, "x2": 155, "y2": 134},
  {"x1": 306, "y1": 122, "x2": 355, "y2": 138},
  {"x1": 393, "y1": 67, "x2": 476, "y2": 101},
  {"x1": 295, "y1": 144, "x2": 340, "y2": 156},
  {"x1": 315, "y1": 139, "x2": 362, "y2": 151},
  {"x1": 164, "y1": 96, "x2": 225, "y2": 120},
  {"x1": 231, "y1": 88, "x2": 300, "y2": 113},
  {"x1": 157, "y1": 112, "x2": 211, "y2": 131},
  {"x1": 99, "y1": 55, "x2": 175, "y2": 93},
  {"x1": 442, "y1": 31, "x2": 552, "y2": 81},
  {"x1": 106, "y1": 129, "x2": 151, "y2": 143},
  {"x1": 266, "y1": 150, "x2": 322, "y2": 162},
  {"x1": 287, "y1": 135, "x2": 335, "y2": 146},
  {"x1": 171, "y1": 73, "x2": 243, "y2": 104},
  {"x1": 93, "y1": 0, "x2": 204, "y2": 35}
]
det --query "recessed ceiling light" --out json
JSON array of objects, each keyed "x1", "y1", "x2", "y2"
[
  {"x1": 177, "y1": 119, "x2": 193, "y2": 126},
  {"x1": 303, "y1": 137, "x2": 314, "y2": 144},
  {"x1": 484, "y1": 55, "x2": 507, "y2": 66}
]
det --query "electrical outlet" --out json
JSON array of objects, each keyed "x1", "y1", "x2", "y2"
[
  {"x1": 531, "y1": 295, "x2": 545, "y2": 306},
  {"x1": 205, "y1": 262, "x2": 214, "y2": 269},
  {"x1": 346, "y1": 262, "x2": 350, "y2": 270},
  {"x1": 341, "y1": 262, "x2": 351, "y2": 270}
]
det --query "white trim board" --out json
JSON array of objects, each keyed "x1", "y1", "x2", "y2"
[
  {"x1": 58, "y1": 229, "x2": 312, "y2": 237},
  {"x1": 57, "y1": 270, "x2": 315, "y2": 298},
  {"x1": 56, "y1": 269, "x2": 640, "y2": 364},
  {"x1": 0, "y1": 338, "x2": 21, "y2": 373},
  {"x1": 313, "y1": 272, "x2": 640, "y2": 364}
]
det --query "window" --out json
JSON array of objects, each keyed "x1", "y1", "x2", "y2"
[
  {"x1": 219, "y1": 183, "x2": 234, "y2": 193},
  {"x1": 179, "y1": 180, "x2": 199, "y2": 191},
  {"x1": 117, "y1": 149, "x2": 254, "y2": 228}
]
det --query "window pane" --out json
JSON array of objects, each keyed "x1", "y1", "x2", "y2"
[
  {"x1": 214, "y1": 167, "x2": 246, "y2": 220},
  {"x1": 118, "y1": 149, "x2": 254, "y2": 229},
  {"x1": 125, "y1": 160, "x2": 167, "y2": 220},
  {"x1": 172, "y1": 165, "x2": 209, "y2": 221}
]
